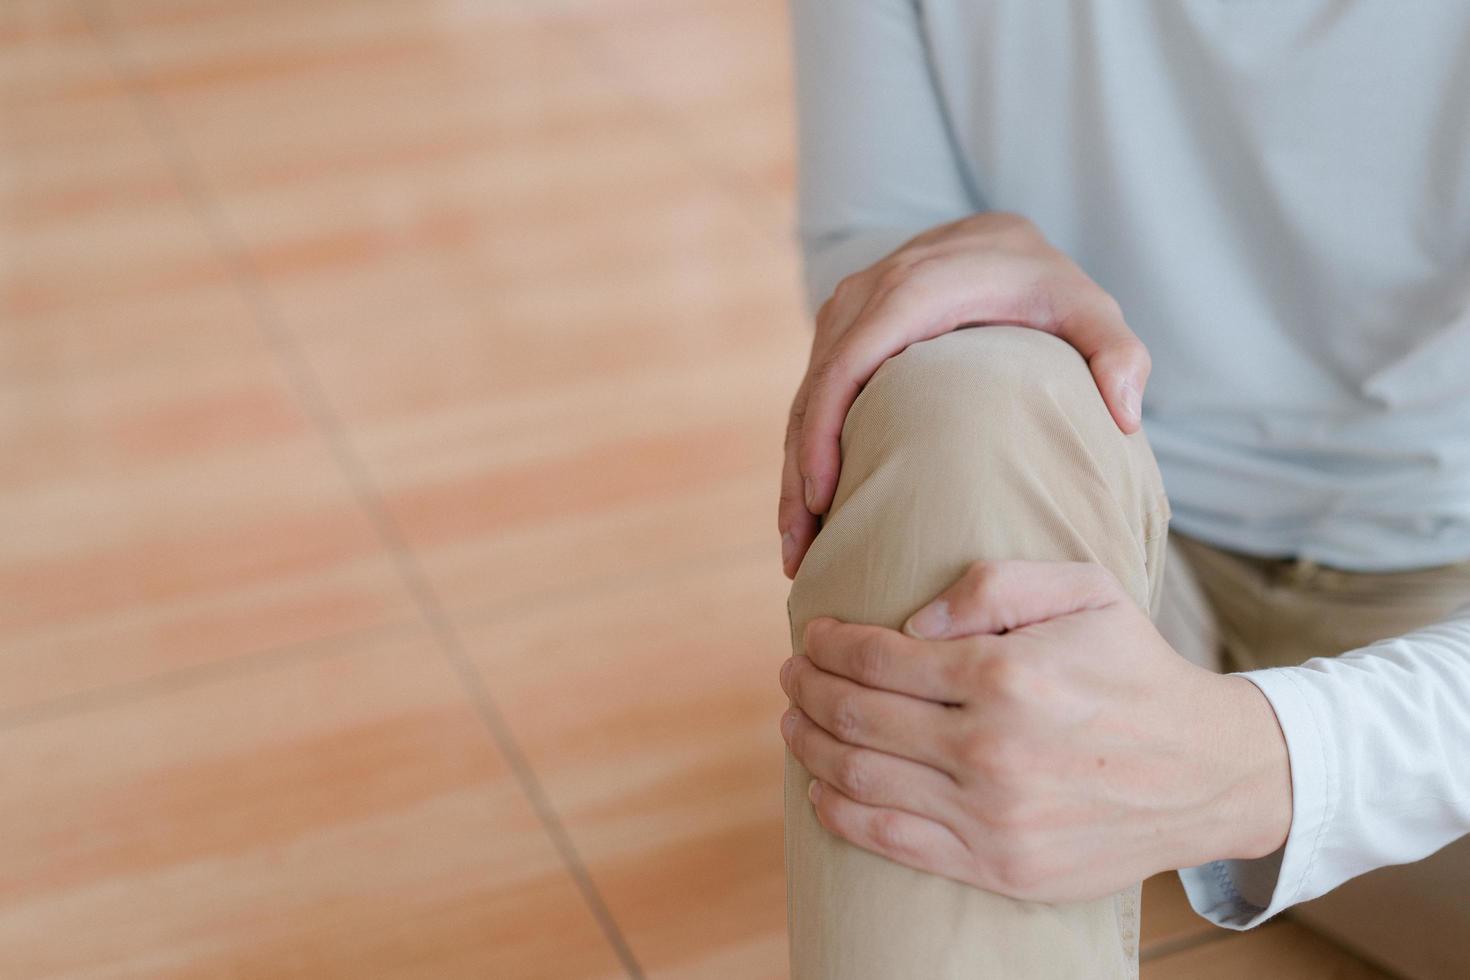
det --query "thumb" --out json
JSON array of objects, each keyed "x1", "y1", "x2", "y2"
[{"x1": 902, "y1": 560, "x2": 1121, "y2": 640}]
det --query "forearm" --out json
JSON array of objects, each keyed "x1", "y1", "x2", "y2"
[{"x1": 1182, "y1": 601, "x2": 1470, "y2": 928}]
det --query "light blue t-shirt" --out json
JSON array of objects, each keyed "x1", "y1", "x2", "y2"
[{"x1": 792, "y1": 0, "x2": 1470, "y2": 572}]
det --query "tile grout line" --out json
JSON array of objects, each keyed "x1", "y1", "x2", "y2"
[
  {"x1": 0, "y1": 539, "x2": 774, "y2": 732},
  {"x1": 3, "y1": 526, "x2": 774, "y2": 734},
  {"x1": 0, "y1": 617, "x2": 423, "y2": 733},
  {"x1": 76, "y1": 4, "x2": 646, "y2": 976}
]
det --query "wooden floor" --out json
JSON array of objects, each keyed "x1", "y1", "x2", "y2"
[{"x1": 1, "y1": 1, "x2": 1397, "y2": 976}]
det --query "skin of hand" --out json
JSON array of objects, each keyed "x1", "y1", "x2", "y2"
[
  {"x1": 777, "y1": 560, "x2": 1294, "y2": 903},
  {"x1": 779, "y1": 212, "x2": 1151, "y2": 578}
]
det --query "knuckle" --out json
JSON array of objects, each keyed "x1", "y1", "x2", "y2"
[
  {"x1": 980, "y1": 653, "x2": 1028, "y2": 703},
  {"x1": 787, "y1": 658, "x2": 809, "y2": 704},
  {"x1": 895, "y1": 250, "x2": 946, "y2": 287},
  {"x1": 811, "y1": 793, "x2": 836, "y2": 833},
  {"x1": 969, "y1": 731, "x2": 1026, "y2": 787},
  {"x1": 785, "y1": 720, "x2": 807, "y2": 757},
  {"x1": 785, "y1": 402, "x2": 810, "y2": 449},
  {"x1": 784, "y1": 412, "x2": 803, "y2": 448},
  {"x1": 831, "y1": 272, "x2": 865, "y2": 307},
  {"x1": 834, "y1": 750, "x2": 874, "y2": 800},
  {"x1": 828, "y1": 694, "x2": 863, "y2": 742},
  {"x1": 990, "y1": 845, "x2": 1045, "y2": 896},
  {"x1": 790, "y1": 722, "x2": 817, "y2": 763},
  {"x1": 850, "y1": 634, "x2": 887, "y2": 686},
  {"x1": 872, "y1": 261, "x2": 912, "y2": 296},
  {"x1": 788, "y1": 383, "x2": 810, "y2": 422},
  {"x1": 870, "y1": 811, "x2": 910, "y2": 856},
  {"x1": 804, "y1": 355, "x2": 839, "y2": 404},
  {"x1": 817, "y1": 348, "x2": 850, "y2": 387},
  {"x1": 777, "y1": 484, "x2": 801, "y2": 513}
]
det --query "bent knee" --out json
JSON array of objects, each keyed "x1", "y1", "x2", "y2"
[{"x1": 844, "y1": 326, "x2": 1109, "y2": 453}]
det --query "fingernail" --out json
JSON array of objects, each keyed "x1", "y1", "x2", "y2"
[
  {"x1": 781, "y1": 531, "x2": 797, "y2": 569},
  {"x1": 807, "y1": 779, "x2": 821, "y2": 804},
  {"x1": 803, "y1": 475, "x2": 816, "y2": 511},
  {"x1": 779, "y1": 658, "x2": 793, "y2": 691},
  {"x1": 781, "y1": 709, "x2": 797, "y2": 739},
  {"x1": 1119, "y1": 380, "x2": 1141, "y2": 423},
  {"x1": 904, "y1": 599, "x2": 951, "y2": 639}
]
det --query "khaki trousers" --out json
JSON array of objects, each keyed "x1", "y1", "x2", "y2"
[
  {"x1": 784, "y1": 326, "x2": 1170, "y2": 979},
  {"x1": 783, "y1": 326, "x2": 1470, "y2": 978}
]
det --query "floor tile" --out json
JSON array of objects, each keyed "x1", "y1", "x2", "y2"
[
  {"x1": 1140, "y1": 871, "x2": 1225, "y2": 958},
  {"x1": 1144, "y1": 920, "x2": 1394, "y2": 979},
  {"x1": 461, "y1": 553, "x2": 791, "y2": 978},
  {"x1": 98, "y1": 0, "x2": 809, "y2": 621},
  {"x1": 0, "y1": 5, "x2": 417, "y2": 709},
  {"x1": 0, "y1": 627, "x2": 625, "y2": 979}
]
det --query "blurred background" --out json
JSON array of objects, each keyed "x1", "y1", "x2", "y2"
[{"x1": 1, "y1": 1, "x2": 1396, "y2": 977}]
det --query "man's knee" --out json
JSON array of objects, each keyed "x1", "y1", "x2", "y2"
[{"x1": 840, "y1": 325, "x2": 1118, "y2": 478}]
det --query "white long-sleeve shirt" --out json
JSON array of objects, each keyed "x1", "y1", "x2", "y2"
[{"x1": 790, "y1": 0, "x2": 1470, "y2": 928}]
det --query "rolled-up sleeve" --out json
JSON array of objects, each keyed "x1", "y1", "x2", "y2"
[
  {"x1": 1180, "y1": 604, "x2": 1470, "y2": 928},
  {"x1": 789, "y1": 0, "x2": 979, "y2": 313}
]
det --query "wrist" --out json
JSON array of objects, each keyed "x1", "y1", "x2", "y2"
[{"x1": 1214, "y1": 674, "x2": 1294, "y2": 861}]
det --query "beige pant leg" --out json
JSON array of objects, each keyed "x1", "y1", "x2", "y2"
[{"x1": 785, "y1": 326, "x2": 1171, "y2": 980}]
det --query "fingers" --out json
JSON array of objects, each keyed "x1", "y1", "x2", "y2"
[
  {"x1": 799, "y1": 617, "x2": 989, "y2": 703},
  {"x1": 781, "y1": 279, "x2": 874, "y2": 571},
  {"x1": 1088, "y1": 338, "x2": 1151, "y2": 434},
  {"x1": 1049, "y1": 294, "x2": 1151, "y2": 434},
  {"x1": 797, "y1": 272, "x2": 943, "y2": 519},
  {"x1": 778, "y1": 379, "x2": 818, "y2": 579},
  {"x1": 806, "y1": 779, "x2": 972, "y2": 881},
  {"x1": 781, "y1": 707, "x2": 957, "y2": 818},
  {"x1": 902, "y1": 560, "x2": 1122, "y2": 640},
  {"x1": 780, "y1": 644, "x2": 955, "y2": 773},
  {"x1": 795, "y1": 350, "x2": 856, "y2": 519}
]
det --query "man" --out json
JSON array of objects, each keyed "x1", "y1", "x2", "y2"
[{"x1": 774, "y1": 3, "x2": 1470, "y2": 978}]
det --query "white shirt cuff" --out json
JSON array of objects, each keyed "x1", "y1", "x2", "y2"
[{"x1": 1177, "y1": 666, "x2": 1337, "y2": 929}]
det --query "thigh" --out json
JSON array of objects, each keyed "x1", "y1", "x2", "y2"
[{"x1": 1168, "y1": 531, "x2": 1470, "y2": 671}]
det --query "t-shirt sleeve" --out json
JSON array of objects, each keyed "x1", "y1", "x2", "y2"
[{"x1": 789, "y1": 0, "x2": 980, "y2": 314}]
